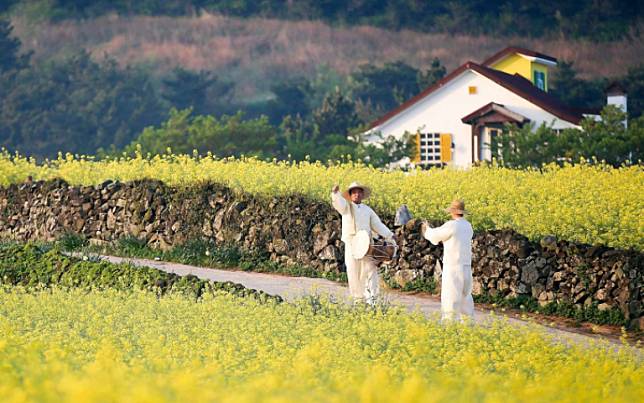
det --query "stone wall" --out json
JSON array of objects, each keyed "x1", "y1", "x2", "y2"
[{"x1": 1, "y1": 179, "x2": 642, "y2": 327}]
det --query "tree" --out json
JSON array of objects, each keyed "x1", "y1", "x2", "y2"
[
  {"x1": 352, "y1": 131, "x2": 416, "y2": 167},
  {"x1": 265, "y1": 77, "x2": 314, "y2": 124},
  {"x1": 575, "y1": 105, "x2": 641, "y2": 165},
  {"x1": 623, "y1": 65, "x2": 644, "y2": 118},
  {"x1": 0, "y1": 51, "x2": 164, "y2": 158},
  {"x1": 126, "y1": 108, "x2": 278, "y2": 158},
  {"x1": 313, "y1": 88, "x2": 362, "y2": 137},
  {"x1": 350, "y1": 61, "x2": 420, "y2": 112},
  {"x1": 5, "y1": 1, "x2": 643, "y2": 41},
  {"x1": 549, "y1": 61, "x2": 605, "y2": 110},
  {"x1": 495, "y1": 122, "x2": 560, "y2": 167},
  {"x1": 0, "y1": 19, "x2": 30, "y2": 73},
  {"x1": 277, "y1": 114, "x2": 320, "y2": 161},
  {"x1": 497, "y1": 106, "x2": 641, "y2": 167},
  {"x1": 162, "y1": 67, "x2": 234, "y2": 117},
  {"x1": 0, "y1": 1, "x2": 17, "y2": 14},
  {"x1": 417, "y1": 57, "x2": 446, "y2": 89}
]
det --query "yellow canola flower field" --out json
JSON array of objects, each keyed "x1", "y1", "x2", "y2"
[
  {"x1": 0, "y1": 287, "x2": 641, "y2": 403},
  {"x1": 0, "y1": 152, "x2": 642, "y2": 250}
]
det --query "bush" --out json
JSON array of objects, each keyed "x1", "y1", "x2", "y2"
[
  {"x1": 57, "y1": 232, "x2": 88, "y2": 251},
  {"x1": 0, "y1": 242, "x2": 281, "y2": 302},
  {"x1": 473, "y1": 293, "x2": 626, "y2": 327}
]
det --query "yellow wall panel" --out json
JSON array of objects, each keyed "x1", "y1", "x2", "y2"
[
  {"x1": 413, "y1": 132, "x2": 421, "y2": 163},
  {"x1": 490, "y1": 53, "x2": 551, "y2": 91},
  {"x1": 489, "y1": 54, "x2": 531, "y2": 81},
  {"x1": 440, "y1": 133, "x2": 452, "y2": 162}
]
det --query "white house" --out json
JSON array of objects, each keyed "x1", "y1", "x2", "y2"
[{"x1": 364, "y1": 47, "x2": 615, "y2": 168}]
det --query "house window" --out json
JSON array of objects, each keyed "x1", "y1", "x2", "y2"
[
  {"x1": 417, "y1": 133, "x2": 452, "y2": 166},
  {"x1": 533, "y1": 71, "x2": 546, "y2": 90},
  {"x1": 468, "y1": 86, "x2": 477, "y2": 94}
]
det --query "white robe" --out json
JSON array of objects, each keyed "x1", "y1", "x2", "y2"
[
  {"x1": 424, "y1": 218, "x2": 474, "y2": 321},
  {"x1": 331, "y1": 191, "x2": 394, "y2": 303}
]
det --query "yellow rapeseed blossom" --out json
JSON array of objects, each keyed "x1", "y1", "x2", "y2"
[
  {"x1": 0, "y1": 287, "x2": 641, "y2": 402},
  {"x1": 0, "y1": 152, "x2": 642, "y2": 250}
]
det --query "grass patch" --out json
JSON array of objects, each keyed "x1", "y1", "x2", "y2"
[
  {"x1": 474, "y1": 293, "x2": 628, "y2": 327},
  {"x1": 382, "y1": 272, "x2": 437, "y2": 294},
  {"x1": 0, "y1": 241, "x2": 280, "y2": 303},
  {"x1": 61, "y1": 236, "x2": 348, "y2": 283},
  {"x1": 57, "y1": 231, "x2": 89, "y2": 251}
]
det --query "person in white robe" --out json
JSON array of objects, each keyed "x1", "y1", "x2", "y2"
[
  {"x1": 331, "y1": 182, "x2": 395, "y2": 304},
  {"x1": 421, "y1": 199, "x2": 474, "y2": 322}
]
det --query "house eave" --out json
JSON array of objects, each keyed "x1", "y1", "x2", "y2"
[{"x1": 520, "y1": 54, "x2": 558, "y2": 67}]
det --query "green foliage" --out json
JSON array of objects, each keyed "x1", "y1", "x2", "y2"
[
  {"x1": 165, "y1": 238, "x2": 217, "y2": 266},
  {"x1": 538, "y1": 300, "x2": 626, "y2": 326},
  {"x1": 0, "y1": 50, "x2": 164, "y2": 158},
  {"x1": 126, "y1": 108, "x2": 278, "y2": 158},
  {"x1": 22, "y1": 66, "x2": 410, "y2": 167},
  {"x1": 550, "y1": 61, "x2": 605, "y2": 110},
  {"x1": 277, "y1": 110, "x2": 412, "y2": 167},
  {"x1": 351, "y1": 61, "x2": 420, "y2": 112},
  {"x1": 575, "y1": 106, "x2": 642, "y2": 165},
  {"x1": 416, "y1": 57, "x2": 447, "y2": 90},
  {"x1": 8, "y1": 0, "x2": 643, "y2": 41},
  {"x1": 313, "y1": 88, "x2": 362, "y2": 137},
  {"x1": 66, "y1": 236, "x2": 348, "y2": 283},
  {"x1": 383, "y1": 273, "x2": 437, "y2": 294},
  {"x1": 497, "y1": 106, "x2": 642, "y2": 167},
  {"x1": 0, "y1": 18, "x2": 30, "y2": 73},
  {"x1": 4, "y1": 9, "x2": 643, "y2": 169},
  {"x1": 349, "y1": 59, "x2": 447, "y2": 116},
  {"x1": 0, "y1": 241, "x2": 281, "y2": 302},
  {"x1": 349, "y1": 131, "x2": 415, "y2": 168},
  {"x1": 275, "y1": 88, "x2": 412, "y2": 166},
  {"x1": 277, "y1": 114, "x2": 319, "y2": 161},
  {"x1": 162, "y1": 67, "x2": 234, "y2": 116},
  {"x1": 473, "y1": 293, "x2": 627, "y2": 327},
  {"x1": 400, "y1": 277, "x2": 437, "y2": 293},
  {"x1": 115, "y1": 236, "x2": 150, "y2": 256},
  {"x1": 623, "y1": 65, "x2": 644, "y2": 118},
  {"x1": 0, "y1": 1, "x2": 17, "y2": 14},
  {"x1": 264, "y1": 77, "x2": 315, "y2": 124},
  {"x1": 57, "y1": 232, "x2": 88, "y2": 251},
  {"x1": 550, "y1": 61, "x2": 642, "y2": 119}
]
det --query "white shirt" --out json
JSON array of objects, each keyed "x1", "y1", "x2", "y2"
[
  {"x1": 331, "y1": 191, "x2": 394, "y2": 244},
  {"x1": 424, "y1": 218, "x2": 473, "y2": 266}
]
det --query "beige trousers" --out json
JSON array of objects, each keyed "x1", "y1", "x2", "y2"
[
  {"x1": 441, "y1": 264, "x2": 474, "y2": 321},
  {"x1": 344, "y1": 246, "x2": 379, "y2": 304}
]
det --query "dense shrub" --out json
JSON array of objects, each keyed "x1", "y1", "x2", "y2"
[{"x1": 0, "y1": 242, "x2": 281, "y2": 302}]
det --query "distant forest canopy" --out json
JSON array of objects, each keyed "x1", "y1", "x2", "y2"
[
  {"x1": 2, "y1": 0, "x2": 643, "y2": 41},
  {"x1": 0, "y1": 11, "x2": 643, "y2": 166}
]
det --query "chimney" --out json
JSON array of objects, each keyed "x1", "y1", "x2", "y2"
[{"x1": 606, "y1": 82, "x2": 628, "y2": 128}]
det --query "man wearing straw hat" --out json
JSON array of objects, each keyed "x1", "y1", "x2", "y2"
[
  {"x1": 331, "y1": 182, "x2": 396, "y2": 304},
  {"x1": 421, "y1": 199, "x2": 474, "y2": 321}
]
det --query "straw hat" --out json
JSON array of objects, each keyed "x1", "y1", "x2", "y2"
[
  {"x1": 342, "y1": 181, "x2": 371, "y2": 200},
  {"x1": 445, "y1": 199, "x2": 468, "y2": 214}
]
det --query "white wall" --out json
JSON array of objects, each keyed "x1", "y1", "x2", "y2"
[{"x1": 366, "y1": 70, "x2": 581, "y2": 168}]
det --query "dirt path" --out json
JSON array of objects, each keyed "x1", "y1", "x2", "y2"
[{"x1": 91, "y1": 254, "x2": 636, "y2": 349}]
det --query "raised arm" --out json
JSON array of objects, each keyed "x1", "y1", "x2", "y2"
[
  {"x1": 423, "y1": 221, "x2": 454, "y2": 245},
  {"x1": 330, "y1": 185, "x2": 349, "y2": 215}
]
